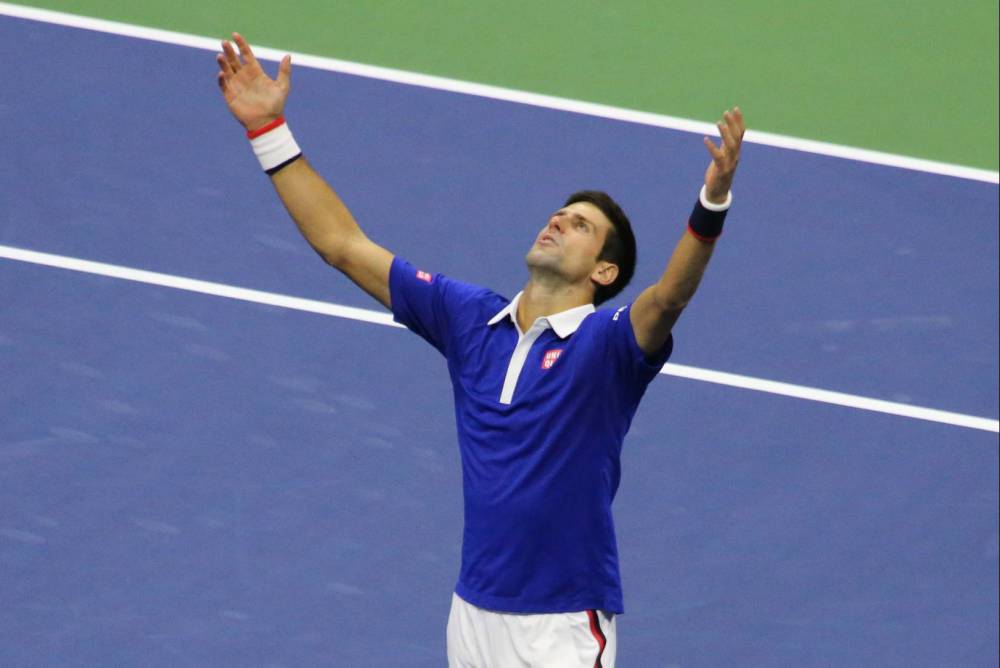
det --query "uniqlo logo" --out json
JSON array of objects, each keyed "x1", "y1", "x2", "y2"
[
  {"x1": 541, "y1": 349, "x2": 563, "y2": 370},
  {"x1": 416, "y1": 270, "x2": 432, "y2": 283}
]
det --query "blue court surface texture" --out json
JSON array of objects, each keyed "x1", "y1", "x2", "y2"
[{"x1": 2, "y1": 16, "x2": 998, "y2": 668}]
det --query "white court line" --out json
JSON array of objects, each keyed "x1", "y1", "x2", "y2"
[
  {"x1": 0, "y1": 245, "x2": 401, "y2": 328},
  {"x1": 1, "y1": 1, "x2": 997, "y2": 185},
  {"x1": 2, "y1": 244, "x2": 997, "y2": 434}
]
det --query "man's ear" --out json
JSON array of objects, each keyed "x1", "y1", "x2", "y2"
[{"x1": 591, "y1": 261, "x2": 619, "y2": 288}]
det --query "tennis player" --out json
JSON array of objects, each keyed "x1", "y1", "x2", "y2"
[{"x1": 216, "y1": 34, "x2": 744, "y2": 668}]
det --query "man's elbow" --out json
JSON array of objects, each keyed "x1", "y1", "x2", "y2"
[
  {"x1": 315, "y1": 232, "x2": 361, "y2": 269},
  {"x1": 317, "y1": 244, "x2": 345, "y2": 268},
  {"x1": 651, "y1": 285, "x2": 692, "y2": 314}
]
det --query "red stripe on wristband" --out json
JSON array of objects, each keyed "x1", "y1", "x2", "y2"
[
  {"x1": 687, "y1": 222, "x2": 721, "y2": 242},
  {"x1": 246, "y1": 116, "x2": 286, "y2": 139}
]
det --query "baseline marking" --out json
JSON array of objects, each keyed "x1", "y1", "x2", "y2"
[
  {"x1": 0, "y1": 1, "x2": 996, "y2": 184},
  {"x1": 3, "y1": 244, "x2": 996, "y2": 434},
  {"x1": 0, "y1": 244, "x2": 401, "y2": 328}
]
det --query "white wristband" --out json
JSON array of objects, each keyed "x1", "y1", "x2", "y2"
[
  {"x1": 699, "y1": 184, "x2": 732, "y2": 211},
  {"x1": 247, "y1": 117, "x2": 302, "y2": 174}
]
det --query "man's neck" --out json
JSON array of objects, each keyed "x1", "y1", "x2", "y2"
[{"x1": 515, "y1": 278, "x2": 593, "y2": 333}]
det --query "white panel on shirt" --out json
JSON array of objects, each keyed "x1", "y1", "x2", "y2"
[
  {"x1": 489, "y1": 292, "x2": 595, "y2": 405},
  {"x1": 498, "y1": 318, "x2": 550, "y2": 405}
]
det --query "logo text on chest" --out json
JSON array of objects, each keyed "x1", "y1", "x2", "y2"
[{"x1": 541, "y1": 348, "x2": 563, "y2": 370}]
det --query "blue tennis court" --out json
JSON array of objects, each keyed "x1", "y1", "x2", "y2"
[{"x1": 1, "y1": 15, "x2": 997, "y2": 667}]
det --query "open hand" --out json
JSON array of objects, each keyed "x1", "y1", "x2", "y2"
[
  {"x1": 703, "y1": 108, "x2": 745, "y2": 204},
  {"x1": 216, "y1": 33, "x2": 291, "y2": 132}
]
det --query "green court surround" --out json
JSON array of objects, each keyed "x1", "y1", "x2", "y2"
[{"x1": 15, "y1": 1, "x2": 999, "y2": 171}]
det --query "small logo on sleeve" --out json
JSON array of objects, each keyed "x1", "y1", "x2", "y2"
[
  {"x1": 416, "y1": 270, "x2": 433, "y2": 283},
  {"x1": 612, "y1": 306, "x2": 627, "y2": 322},
  {"x1": 541, "y1": 349, "x2": 563, "y2": 370}
]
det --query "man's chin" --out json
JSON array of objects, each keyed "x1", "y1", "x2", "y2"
[{"x1": 525, "y1": 248, "x2": 555, "y2": 269}]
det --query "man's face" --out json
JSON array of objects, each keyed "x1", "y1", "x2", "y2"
[{"x1": 525, "y1": 201, "x2": 617, "y2": 290}]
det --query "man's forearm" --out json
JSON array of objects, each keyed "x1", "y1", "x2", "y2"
[
  {"x1": 650, "y1": 231, "x2": 716, "y2": 312},
  {"x1": 629, "y1": 228, "x2": 717, "y2": 356},
  {"x1": 217, "y1": 36, "x2": 393, "y2": 308},
  {"x1": 269, "y1": 157, "x2": 366, "y2": 268},
  {"x1": 649, "y1": 183, "x2": 730, "y2": 311}
]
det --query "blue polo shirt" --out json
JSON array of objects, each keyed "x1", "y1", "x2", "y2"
[{"x1": 389, "y1": 257, "x2": 672, "y2": 614}]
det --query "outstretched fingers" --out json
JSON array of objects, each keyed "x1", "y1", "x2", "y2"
[
  {"x1": 276, "y1": 55, "x2": 292, "y2": 92},
  {"x1": 703, "y1": 136, "x2": 725, "y2": 161},
  {"x1": 221, "y1": 39, "x2": 241, "y2": 73},
  {"x1": 216, "y1": 49, "x2": 237, "y2": 99},
  {"x1": 232, "y1": 33, "x2": 259, "y2": 68},
  {"x1": 702, "y1": 107, "x2": 746, "y2": 170},
  {"x1": 216, "y1": 41, "x2": 229, "y2": 75},
  {"x1": 217, "y1": 52, "x2": 233, "y2": 77},
  {"x1": 727, "y1": 108, "x2": 745, "y2": 143},
  {"x1": 718, "y1": 113, "x2": 739, "y2": 152},
  {"x1": 730, "y1": 107, "x2": 745, "y2": 135}
]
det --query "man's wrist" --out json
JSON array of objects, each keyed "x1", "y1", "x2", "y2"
[
  {"x1": 700, "y1": 184, "x2": 732, "y2": 211},
  {"x1": 688, "y1": 186, "x2": 732, "y2": 242},
  {"x1": 247, "y1": 116, "x2": 302, "y2": 175},
  {"x1": 246, "y1": 116, "x2": 286, "y2": 139}
]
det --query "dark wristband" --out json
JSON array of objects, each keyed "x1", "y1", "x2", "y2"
[{"x1": 687, "y1": 197, "x2": 729, "y2": 242}]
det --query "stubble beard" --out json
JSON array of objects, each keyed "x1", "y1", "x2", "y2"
[{"x1": 525, "y1": 246, "x2": 562, "y2": 280}]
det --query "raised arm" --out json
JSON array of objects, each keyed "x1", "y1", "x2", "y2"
[
  {"x1": 630, "y1": 108, "x2": 745, "y2": 357},
  {"x1": 216, "y1": 33, "x2": 393, "y2": 308}
]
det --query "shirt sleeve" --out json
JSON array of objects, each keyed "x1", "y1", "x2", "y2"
[
  {"x1": 600, "y1": 303, "x2": 673, "y2": 388},
  {"x1": 389, "y1": 256, "x2": 486, "y2": 356}
]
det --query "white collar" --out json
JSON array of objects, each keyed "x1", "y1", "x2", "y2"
[{"x1": 487, "y1": 291, "x2": 595, "y2": 338}]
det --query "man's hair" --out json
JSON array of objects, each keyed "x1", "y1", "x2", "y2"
[{"x1": 564, "y1": 190, "x2": 636, "y2": 305}]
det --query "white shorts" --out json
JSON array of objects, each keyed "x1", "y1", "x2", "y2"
[{"x1": 446, "y1": 592, "x2": 617, "y2": 668}]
